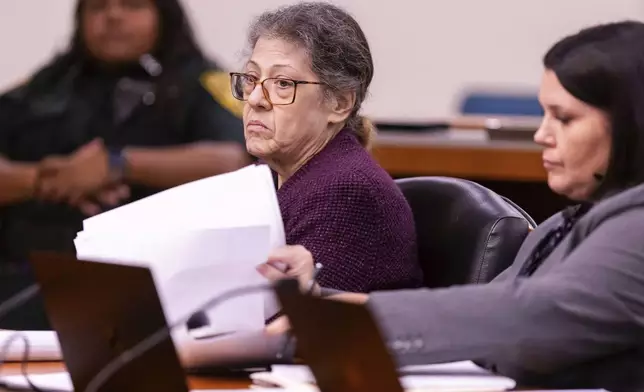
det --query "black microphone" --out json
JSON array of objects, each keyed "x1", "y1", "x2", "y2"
[
  {"x1": 593, "y1": 173, "x2": 605, "y2": 181},
  {"x1": 83, "y1": 283, "x2": 272, "y2": 392},
  {"x1": 139, "y1": 54, "x2": 162, "y2": 77}
]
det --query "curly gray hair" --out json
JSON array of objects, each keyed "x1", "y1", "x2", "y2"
[{"x1": 247, "y1": 2, "x2": 376, "y2": 148}]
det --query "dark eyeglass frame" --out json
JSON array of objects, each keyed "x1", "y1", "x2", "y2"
[{"x1": 229, "y1": 72, "x2": 324, "y2": 106}]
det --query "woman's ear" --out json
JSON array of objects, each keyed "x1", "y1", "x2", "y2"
[{"x1": 327, "y1": 91, "x2": 356, "y2": 125}]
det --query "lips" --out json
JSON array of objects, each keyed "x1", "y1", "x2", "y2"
[
  {"x1": 542, "y1": 159, "x2": 561, "y2": 170},
  {"x1": 248, "y1": 120, "x2": 268, "y2": 128},
  {"x1": 246, "y1": 120, "x2": 270, "y2": 133}
]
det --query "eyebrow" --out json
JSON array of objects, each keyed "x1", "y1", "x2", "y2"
[
  {"x1": 543, "y1": 103, "x2": 579, "y2": 119},
  {"x1": 245, "y1": 60, "x2": 298, "y2": 72},
  {"x1": 543, "y1": 103, "x2": 567, "y2": 113}
]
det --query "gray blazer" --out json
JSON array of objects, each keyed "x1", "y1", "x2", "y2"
[{"x1": 368, "y1": 183, "x2": 644, "y2": 392}]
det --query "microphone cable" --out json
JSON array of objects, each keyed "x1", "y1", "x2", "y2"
[
  {"x1": 0, "y1": 284, "x2": 40, "y2": 327},
  {"x1": 0, "y1": 285, "x2": 51, "y2": 391},
  {"x1": 83, "y1": 283, "x2": 272, "y2": 392},
  {"x1": 0, "y1": 332, "x2": 45, "y2": 392}
]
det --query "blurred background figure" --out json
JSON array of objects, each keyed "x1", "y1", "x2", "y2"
[{"x1": 0, "y1": 0, "x2": 248, "y2": 329}]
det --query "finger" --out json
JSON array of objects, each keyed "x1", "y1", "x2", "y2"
[
  {"x1": 97, "y1": 190, "x2": 120, "y2": 206},
  {"x1": 67, "y1": 192, "x2": 85, "y2": 206},
  {"x1": 115, "y1": 184, "x2": 130, "y2": 199},
  {"x1": 78, "y1": 200, "x2": 102, "y2": 216},
  {"x1": 97, "y1": 184, "x2": 131, "y2": 206},
  {"x1": 256, "y1": 263, "x2": 288, "y2": 281},
  {"x1": 267, "y1": 245, "x2": 312, "y2": 266},
  {"x1": 265, "y1": 260, "x2": 289, "y2": 273},
  {"x1": 265, "y1": 316, "x2": 291, "y2": 336},
  {"x1": 67, "y1": 187, "x2": 95, "y2": 206}
]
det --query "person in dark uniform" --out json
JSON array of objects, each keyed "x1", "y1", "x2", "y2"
[{"x1": 0, "y1": 0, "x2": 248, "y2": 329}]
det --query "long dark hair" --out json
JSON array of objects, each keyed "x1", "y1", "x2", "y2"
[
  {"x1": 543, "y1": 21, "x2": 644, "y2": 198},
  {"x1": 26, "y1": 0, "x2": 211, "y2": 113}
]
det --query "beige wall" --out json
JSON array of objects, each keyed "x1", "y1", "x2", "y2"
[{"x1": 1, "y1": 0, "x2": 642, "y2": 120}]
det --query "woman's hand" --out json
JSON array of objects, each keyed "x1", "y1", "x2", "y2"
[
  {"x1": 265, "y1": 315, "x2": 291, "y2": 335},
  {"x1": 37, "y1": 139, "x2": 114, "y2": 203},
  {"x1": 264, "y1": 291, "x2": 370, "y2": 336},
  {"x1": 256, "y1": 245, "x2": 320, "y2": 294},
  {"x1": 74, "y1": 183, "x2": 131, "y2": 216}
]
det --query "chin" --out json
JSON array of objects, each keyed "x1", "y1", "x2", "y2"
[
  {"x1": 548, "y1": 178, "x2": 588, "y2": 201},
  {"x1": 95, "y1": 49, "x2": 141, "y2": 64},
  {"x1": 547, "y1": 176, "x2": 570, "y2": 197},
  {"x1": 245, "y1": 139, "x2": 270, "y2": 159}
]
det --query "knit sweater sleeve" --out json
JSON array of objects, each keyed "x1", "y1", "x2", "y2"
[{"x1": 284, "y1": 174, "x2": 387, "y2": 293}]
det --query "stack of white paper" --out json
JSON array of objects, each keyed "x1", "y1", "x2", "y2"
[{"x1": 74, "y1": 164, "x2": 285, "y2": 335}]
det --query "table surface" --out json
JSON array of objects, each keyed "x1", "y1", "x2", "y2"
[
  {"x1": 376, "y1": 129, "x2": 540, "y2": 150},
  {"x1": 0, "y1": 362, "x2": 252, "y2": 390},
  {"x1": 372, "y1": 129, "x2": 545, "y2": 182},
  {"x1": 0, "y1": 362, "x2": 542, "y2": 391}
]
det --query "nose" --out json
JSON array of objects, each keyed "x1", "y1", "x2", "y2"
[
  {"x1": 533, "y1": 118, "x2": 555, "y2": 147},
  {"x1": 247, "y1": 84, "x2": 272, "y2": 111},
  {"x1": 105, "y1": 2, "x2": 125, "y2": 21}
]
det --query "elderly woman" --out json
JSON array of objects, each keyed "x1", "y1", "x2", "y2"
[
  {"x1": 262, "y1": 21, "x2": 644, "y2": 391},
  {"x1": 230, "y1": 3, "x2": 423, "y2": 292}
]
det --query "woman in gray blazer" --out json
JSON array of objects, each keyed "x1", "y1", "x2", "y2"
[{"x1": 258, "y1": 21, "x2": 644, "y2": 392}]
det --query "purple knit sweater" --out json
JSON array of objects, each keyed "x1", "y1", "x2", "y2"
[{"x1": 277, "y1": 129, "x2": 424, "y2": 292}]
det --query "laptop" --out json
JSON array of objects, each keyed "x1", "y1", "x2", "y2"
[
  {"x1": 29, "y1": 252, "x2": 189, "y2": 392},
  {"x1": 273, "y1": 278, "x2": 404, "y2": 392}
]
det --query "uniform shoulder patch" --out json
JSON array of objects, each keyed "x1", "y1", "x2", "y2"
[{"x1": 200, "y1": 71, "x2": 243, "y2": 118}]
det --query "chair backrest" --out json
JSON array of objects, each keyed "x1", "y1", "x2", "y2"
[
  {"x1": 460, "y1": 92, "x2": 543, "y2": 117},
  {"x1": 396, "y1": 177, "x2": 533, "y2": 288}
]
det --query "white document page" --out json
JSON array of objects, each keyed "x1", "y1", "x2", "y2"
[
  {"x1": 0, "y1": 330, "x2": 61, "y2": 361},
  {"x1": 75, "y1": 225, "x2": 270, "y2": 331},
  {"x1": 78, "y1": 164, "x2": 284, "y2": 248},
  {"x1": 74, "y1": 164, "x2": 284, "y2": 335},
  {"x1": 254, "y1": 362, "x2": 516, "y2": 392},
  {"x1": 399, "y1": 361, "x2": 492, "y2": 374}
]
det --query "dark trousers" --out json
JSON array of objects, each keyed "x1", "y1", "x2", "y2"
[
  {"x1": 0, "y1": 217, "x2": 76, "y2": 330},
  {"x1": 0, "y1": 264, "x2": 51, "y2": 330}
]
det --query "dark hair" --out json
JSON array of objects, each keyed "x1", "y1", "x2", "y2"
[
  {"x1": 25, "y1": 0, "x2": 210, "y2": 127},
  {"x1": 247, "y1": 2, "x2": 376, "y2": 149},
  {"x1": 543, "y1": 21, "x2": 644, "y2": 198},
  {"x1": 71, "y1": 0, "x2": 204, "y2": 68}
]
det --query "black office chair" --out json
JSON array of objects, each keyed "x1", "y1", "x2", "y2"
[{"x1": 396, "y1": 177, "x2": 534, "y2": 288}]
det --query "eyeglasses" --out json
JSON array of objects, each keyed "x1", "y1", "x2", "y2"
[{"x1": 229, "y1": 72, "x2": 323, "y2": 106}]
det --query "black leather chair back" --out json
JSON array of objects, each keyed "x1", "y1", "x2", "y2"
[{"x1": 396, "y1": 177, "x2": 533, "y2": 288}]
